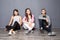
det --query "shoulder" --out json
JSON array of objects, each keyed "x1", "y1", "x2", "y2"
[
  {"x1": 46, "y1": 15, "x2": 50, "y2": 17},
  {"x1": 39, "y1": 15, "x2": 42, "y2": 17}
]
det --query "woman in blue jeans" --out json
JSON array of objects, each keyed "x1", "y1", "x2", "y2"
[{"x1": 38, "y1": 8, "x2": 55, "y2": 36}]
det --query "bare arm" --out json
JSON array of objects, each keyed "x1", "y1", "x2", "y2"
[
  {"x1": 19, "y1": 16, "x2": 22, "y2": 26},
  {"x1": 8, "y1": 16, "x2": 13, "y2": 26}
]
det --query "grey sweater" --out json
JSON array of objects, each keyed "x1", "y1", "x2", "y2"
[{"x1": 39, "y1": 15, "x2": 51, "y2": 26}]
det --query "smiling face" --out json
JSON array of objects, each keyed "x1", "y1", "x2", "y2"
[{"x1": 41, "y1": 10, "x2": 46, "y2": 16}]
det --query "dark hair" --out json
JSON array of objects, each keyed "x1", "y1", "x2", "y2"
[
  {"x1": 41, "y1": 8, "x2": 46, "y2": 14},
  {"x1": 13, "y1": 9, "x2": 19, "y2": 16},
  {"x1": 25, "y1": 8, "x2": 32, "y2": 22}
]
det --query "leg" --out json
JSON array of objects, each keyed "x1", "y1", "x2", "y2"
[
  {"x1": 8, "y1": 21, "x2": 20, "y2": 35},
  {"x1": 5, "y1": 25, "x2": 12, "y2": 31},
  {"x1": 13, "y1": 21, "x2": 20, "y2": 31},
  {"x1": 23, "y1": 23, "x2": 35, "y2": 34},
  {"x1": 42, "y1": 20, "x2": 51, "y2": 33},
  {"x1": 43, "y1": 26, "x2": 51, "y2": 33},
  {"x1": 38, "y1": 19, "x2": 43, "y2": 29},
  {"x1": 23, "y1": 23, "x2": 35, "y2": 31},
  {"x1": 38, "y1": 19, "x2": 45, "y2": 33}
]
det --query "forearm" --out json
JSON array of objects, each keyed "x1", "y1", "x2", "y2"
[
  {"x1": 8, "y1": 22, "x2": 11, "y2": 26},
  {"x1": 8, "y1": 16, "x2": 13, "y2": 26}
]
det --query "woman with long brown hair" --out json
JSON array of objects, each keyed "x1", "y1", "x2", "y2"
[{"x1": 23, "y1": 8, "x2": 35, "y2": 34}]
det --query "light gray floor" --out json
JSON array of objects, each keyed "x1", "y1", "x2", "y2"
[{"x1": 0, "y1": 28, "x2": 60, "y2": 40}]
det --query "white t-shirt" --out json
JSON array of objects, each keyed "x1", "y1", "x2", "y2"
[{"x1": 12, "y1": 16, "x2": 20, "y2": 26}]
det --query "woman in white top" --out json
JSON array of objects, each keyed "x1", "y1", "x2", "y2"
[{"x1": 6, "y1": 9, "x2": 22, "y2": 35}]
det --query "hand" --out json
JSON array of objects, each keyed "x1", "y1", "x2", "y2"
[
  {"x1": 7, "y1": 24, "x2": 10, "y2": 26},
  {"x1": 46, "y1": 26, "x2": 49, "y2": 28},
  {"x1": 29, "y1": 23, "x2": 32, "y2": 27},
  {"x1": 45, "y1": 18, "x2": 48, "y2": 22}
]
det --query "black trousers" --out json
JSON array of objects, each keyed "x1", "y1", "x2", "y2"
[
  {"x1": 38, "y1": 19, "x2": 51, "y2": 33},
  {"x1": 6, "y1": 21, "x2": 20, "y2": 31}
]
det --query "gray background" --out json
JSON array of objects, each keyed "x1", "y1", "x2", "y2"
[{"x1": 0, "y1": 0, "x2": 60, "y2": 28}]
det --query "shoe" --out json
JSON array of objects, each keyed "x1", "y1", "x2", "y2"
[
  {"x1": 48, "y1": 32, "x2": 56, "y2": 36},
  {"x1": 30, "y1": 30, "x2": 34, "y2": 33},
  {"x1": 48, "y1": 32, "x2": 52, "y2": 36},
  {"x1": 8, "y1": 30, "x2": 12, "y2": 36},
  {"x1": 40, "y1": 27, "x2": 44, "y2": 33},
  {"x1": 41, "y1": 27, "x2": 43, "y2": 30},
  {"x1": 25, "y1": 30, "x2": 30, "y2": 35},
  {"x1": 51, "y1": 32, "x2": 56, "y2": 36}
]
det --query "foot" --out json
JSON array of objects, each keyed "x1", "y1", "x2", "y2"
[
  {"x1": 4, "y1": 29, "x2": 8, "y2": 31},
  {"x1": 48, "y1": 32, "x2": 52, "y2": 36},
  {"x1": 48, "y1": 32, "x2": 56, "y2": 36},
  {"x1": 25, "y1": 30, "x2": 30, "y2": 35},
  {"x1": 13, "y1": 31, "x2": 16, "y2": 35},
  {"x1": 31, "y1": 30, "x2": 34, "y2": 33},
  {"x1": 40, "y1": 27, "x2": 44, "y2": 33},
  {"x1": 40, "y1": 29, "x2": 44, "y2": 33},
  {"x1": 8, "y1": 31, "x2": 12, "y2": 36}
]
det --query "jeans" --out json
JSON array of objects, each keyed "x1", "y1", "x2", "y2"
[
  {"x1": 6, "y1": 21, "x2": 20, "y2": 31},
  {"x1": 38, "y1": 19, "x2": 51, "y2": 33}
]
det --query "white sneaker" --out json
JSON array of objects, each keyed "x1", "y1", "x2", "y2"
[
  {"x1": 41, "y1": 27, "x2": 43, "y2": 30},
  {"x1": 8, "y1": 31, "x2": 12, "y2": 36},
  {"x1": 48, "y1": 32, "x2": 52, "y2": 36},
  {"x1": 25, "y1": 30, "x2": 30, "y2": 35},
  {"x1": 51, "y1": 32, "x2": 56, "y2": 36},
  {"x1": 48, "y1": 32, "x2": 56, "y2": 36}
]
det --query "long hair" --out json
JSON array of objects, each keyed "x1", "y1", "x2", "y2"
[
  {"x1": 25, "y1": 8, "x2": 32, "y2": 22},
  {"x1": 13, "y1": 9, "x2": 19, "y2": 16}
]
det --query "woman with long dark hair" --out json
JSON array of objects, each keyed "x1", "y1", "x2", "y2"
[
  {"x1": 6, "y1": 9, "x2": 22, "y2": 35},
  {"x1": 23, "y1": 8, "x2": 35, "y2": 34}
]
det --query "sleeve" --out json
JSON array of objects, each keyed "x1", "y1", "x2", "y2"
[
  {"x1": 47, "y1": 15, "x2": 51, "y2": 26},
  {"x1": 39, "y1": 15, "x2": 46, "y2": 19},
  {"x1": 23, "y1": 16, "x2": 26, "y2": 23}
]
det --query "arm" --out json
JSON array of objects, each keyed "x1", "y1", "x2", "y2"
[
  {"x1": 46, "y1": 16, "x2": 51, "y2": 26},
  {"x1": 45, "y1": 15, "x2": 51, "y2": 28},
  {"x1": 8, "y1": 16, "x2": 13, "y2": 26},
  {"x1": 23, "y1": 17, "x2": 27, "y2": 23},
  {"x1": 39, "y1": 15, "x2": 46, "y2": 20},
  {"x1": 19, "y1": 16, "x2": 23, "y2": 26}
]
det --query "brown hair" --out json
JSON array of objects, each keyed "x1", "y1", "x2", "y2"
[
  {"x1": 13, "y1": 9, "x2": 19, "y2": 16},
  {"x1": 41, "y1": 8, "x2": 46, "y2": 14},
  {"x1": 25, "y1": 8, "x2": 32, "y2": 22}
]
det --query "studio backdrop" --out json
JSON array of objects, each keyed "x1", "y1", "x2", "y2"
[{"x1": 0, "y1": 0, "x2": 60, "y2": 28}]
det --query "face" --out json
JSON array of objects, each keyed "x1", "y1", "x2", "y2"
[
  {"x1": 26, "y1": 9, "x2": 30, "y2": 15},
  {"x1": 14, "y1": 11, "x2": 18, "y2": 16},
  {"x1": 41, "y1": 10, "x2": 46, "y2": 16}
]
